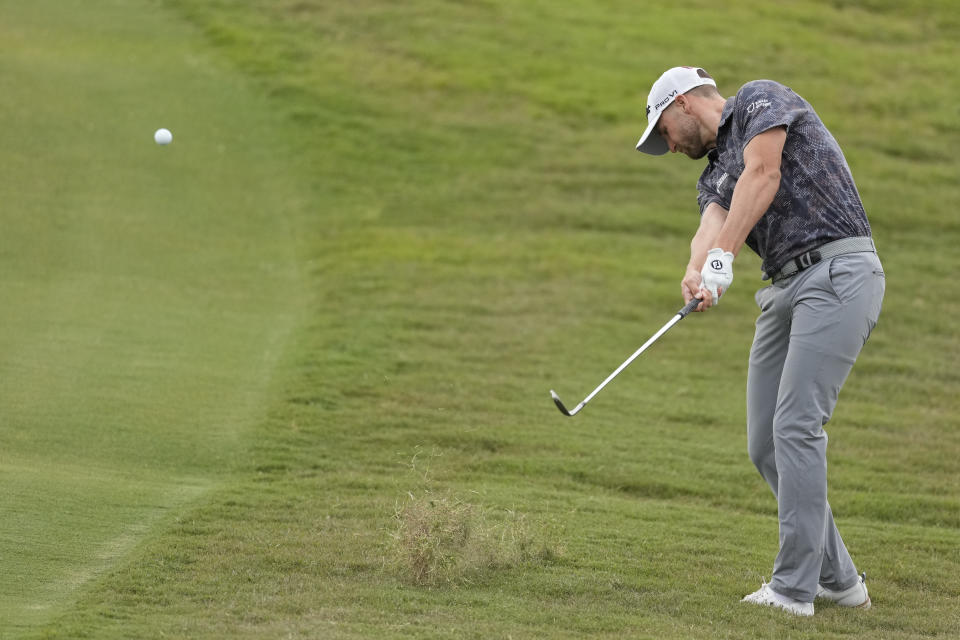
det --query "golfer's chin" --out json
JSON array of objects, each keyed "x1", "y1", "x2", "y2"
[{"x1": 684, "y1": 146, "x2": 708, "y2": 160}]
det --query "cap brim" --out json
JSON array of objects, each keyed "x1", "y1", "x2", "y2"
[{"x1": 636, "y1": 116, "x2": 668, "y2": 155}]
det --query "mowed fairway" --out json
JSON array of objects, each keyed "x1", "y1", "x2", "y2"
[
  {"x1": 0, "y1": 0, "x2": 307, "y2": 634},
  {"x1": 3, "y1": 1, "x2": 959, "y2": 638}
]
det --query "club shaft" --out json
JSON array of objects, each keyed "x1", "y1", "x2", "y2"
[
  {"x1": 554, "y1": 298, "x2": 700, "y2": 416},
  {"x1": 578, "y1": 310, "x2": 685, "y2": 407}
]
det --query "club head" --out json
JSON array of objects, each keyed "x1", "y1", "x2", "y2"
[{"x1": 550, "y1": 390, "x2": 576, "y2": 417}]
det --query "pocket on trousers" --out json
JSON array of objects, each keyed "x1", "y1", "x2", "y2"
[
  {"x1": 826, "y1": 254, "x2": 866, "y2": 304},
  {"x1": 755, "y1": 286, "x2": 774, "y2": 311},
  {"x1": 827, "y1": 254, "x2": 885, "y2": 343},
  {"x1": 866, "y1": 267, "x2": 885, "y2": 336}
]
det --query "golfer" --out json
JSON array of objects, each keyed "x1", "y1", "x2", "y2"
[{"x1": 636, "y1": 67, "x2": 884, "y2": 616}]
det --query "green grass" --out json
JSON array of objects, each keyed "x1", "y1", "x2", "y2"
[
  {"x1": 2, "y1": 0, "x2": 958, "y2": 638},
  {"x1": 0, "y1": 0, "x2": 307, "y2": 633}
]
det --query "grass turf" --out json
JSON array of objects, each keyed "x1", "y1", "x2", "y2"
[
  {"x1": 0, "y1": 0, "x2": 307, "y2": 633},
  {"x1": 2, "y1": 0, "x2": 958, "y2": 638}
]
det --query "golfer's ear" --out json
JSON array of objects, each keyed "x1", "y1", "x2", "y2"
[{"x1": 676, "y1": 94, "x2": 694, "y2": 113}]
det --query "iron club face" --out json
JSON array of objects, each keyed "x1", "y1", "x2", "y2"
[
  {"x1": 550, "y1": 390, "x2": 570, "y2": 416},
  {"x1": 550, "y1": 390, "x2": 582, "y2": 417}
]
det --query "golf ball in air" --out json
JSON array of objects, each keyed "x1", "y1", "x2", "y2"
[{"x1": 154, "y1": 128, "x2": 173, "y2": 145}]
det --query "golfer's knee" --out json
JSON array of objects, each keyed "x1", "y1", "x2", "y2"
[
  {"x1": 747, "y1": 433, "x2": 775, "y2": 476},
  {"x1": 773, "y1": 419, "x2": 828, "y2": 455}
]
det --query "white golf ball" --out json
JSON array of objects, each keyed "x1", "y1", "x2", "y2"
[{"x1": 154, "y1": 128, "x2": 173, "y2": 145}]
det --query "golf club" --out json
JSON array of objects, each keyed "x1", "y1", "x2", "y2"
[{"x1": 550, "y1": 297, "x2": 702, "y2": 417}]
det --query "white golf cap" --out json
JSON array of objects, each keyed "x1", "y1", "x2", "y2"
[{"x1": 636, "y1": 66, "x2": 716, "y2": 155}]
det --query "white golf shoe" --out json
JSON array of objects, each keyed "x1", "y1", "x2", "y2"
[
  {"x1": 742, "y1": 579, "x2": 814, "y2": 617},
  {"x1": 816, "y1": 572, "x2": 871, "y2": 609}
]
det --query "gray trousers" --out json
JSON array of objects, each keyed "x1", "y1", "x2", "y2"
[{"x1": 747, "y1": 251, "x2": 884, "y2": 602}]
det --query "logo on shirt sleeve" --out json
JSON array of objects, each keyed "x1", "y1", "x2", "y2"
[{"x1": 746, "y1": 98, "x2": 772, "y2": 113}]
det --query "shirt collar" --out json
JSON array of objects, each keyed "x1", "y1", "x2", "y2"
[
  {"x1": 715, "y1": 97, "x2": 735, "y2": 149},
  {"x1": 718, "y1": 97, "x2": 735, "y2": 129}
]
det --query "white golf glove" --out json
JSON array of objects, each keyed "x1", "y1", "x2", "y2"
[{"x1": 700, "y1": 248, "x2": 735, "y2": 304}]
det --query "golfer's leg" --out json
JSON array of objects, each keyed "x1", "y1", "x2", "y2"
[
  {"x1": 819, "y1": 253, "x2": 885, "y2": 591},
  {"x1": 770, "y1": 254, "x2": 884, "y2": 602},
  {"x1": 819, "y1": 503, "x2": 858, "y2": 591},
  {"x1": 768, "y1": 335, "x2": 833, "y2": 602},
  {"x1": 746, "y1": 286, "x2": 789, "y2": 495}
]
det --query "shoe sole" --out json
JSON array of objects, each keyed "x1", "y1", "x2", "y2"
[
  {"x1": 816, "y1": 574, "x2": 871, "y2": 609},
  {"x1": 817, "y1": 595, "x2": 871, "y2": 609}
]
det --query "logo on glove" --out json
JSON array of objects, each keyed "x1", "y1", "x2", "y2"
[{"x1": 710, "y1": 259, "x2": 723, "y2": 270}]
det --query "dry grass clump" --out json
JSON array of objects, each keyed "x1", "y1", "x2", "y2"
[{"x1": 390, "y1": 490, "x2": 561, "y2": 586}]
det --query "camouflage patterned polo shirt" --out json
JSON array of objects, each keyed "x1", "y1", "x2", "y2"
[{"x1": 696, "y1": 80, "x2": 871, "y2": 277}]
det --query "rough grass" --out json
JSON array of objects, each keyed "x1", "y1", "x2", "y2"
[
  {"x1": 391, "y1": 490, "x2": 558, "y2": 586},
  {"x1": 4, "y1": 0, "x2": 959, "y2": 638},
  {"x1": 387, "y1": 449, "x2": 563, "y2": 587}
]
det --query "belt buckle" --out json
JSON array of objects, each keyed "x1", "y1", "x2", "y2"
[{"x1": 794, "y1": 249, "x2": 822, "y2": 272}]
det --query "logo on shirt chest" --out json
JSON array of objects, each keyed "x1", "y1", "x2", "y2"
[{"x1": 716, "y1": 172, "x2": 730, "y2": 190}]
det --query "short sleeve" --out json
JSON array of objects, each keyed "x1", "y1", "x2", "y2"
[
  {"x1": 735, "y1": 81, "x2": 801, "y2": 148},
  {"x1": 696, "y1": 155, "x2": 726, "y2": 216},
  {"x1": 697, "y1": 179, "x2": 721, "y2": 216}
]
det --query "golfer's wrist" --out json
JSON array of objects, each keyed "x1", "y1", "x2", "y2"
[{"x1": 707, "y1": 247, "x2": 735, "y2": 262}]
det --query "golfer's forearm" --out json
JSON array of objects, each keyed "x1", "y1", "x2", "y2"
[
  {"x1": 688, "y1": 203, "x2": 727, "y2": 271},
  {"x1": 714, "y1": 166, "x2": 779, "y2": 256},
  {"x1": 714, "y1": 127, "x2": 786, "y2": 256},
  {"x1": 689, "y1": 231, "x2": 716, "y2": 272}
]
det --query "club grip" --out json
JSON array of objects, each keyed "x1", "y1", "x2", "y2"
[{"x1": 678, "y1": 297, "x2": 702, "y2": 318}]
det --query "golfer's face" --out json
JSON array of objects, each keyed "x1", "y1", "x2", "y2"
[{"x1": 658, "y1": 105, "x2": 707, "y2": 159}]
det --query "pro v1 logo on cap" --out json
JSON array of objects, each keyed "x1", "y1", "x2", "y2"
[{"x1": 653, "y1": 90, "x2": 679, "y2": 113}]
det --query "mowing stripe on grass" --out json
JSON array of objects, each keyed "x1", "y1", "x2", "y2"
[{"x1": 0, "y1": 0, "x2": 307, "y2": 632}]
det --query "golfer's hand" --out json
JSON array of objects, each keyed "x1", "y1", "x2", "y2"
[
  {"x1": 699, "y1": 248, "x2": 735, "y2": 308},
  {"x1": 682, "y1": 267, "x2": 706, "y2": 312}
]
